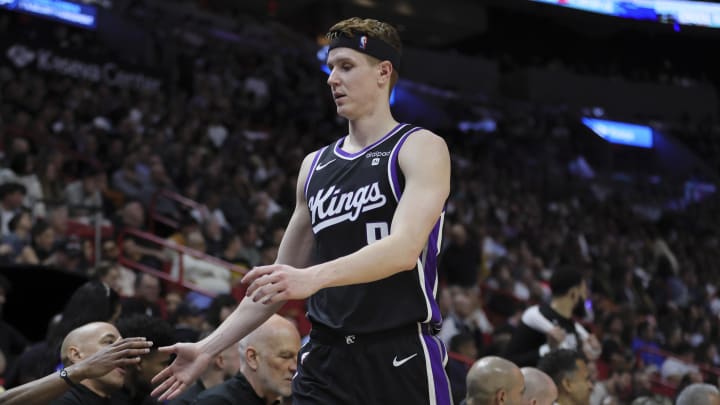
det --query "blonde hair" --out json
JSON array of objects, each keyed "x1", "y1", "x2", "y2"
[{"x1": 327, "y1": 17, "x2": 401, "y2": 94}]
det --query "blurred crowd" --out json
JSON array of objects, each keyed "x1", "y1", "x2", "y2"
[{"x1": 2, "y1": 5, "x2": 720, "y2": 405}]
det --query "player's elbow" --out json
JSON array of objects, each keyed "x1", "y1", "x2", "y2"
[{"x1": 393, "y1": 242, "x2": 422, "y2": 271}]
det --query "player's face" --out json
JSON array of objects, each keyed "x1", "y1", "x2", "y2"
[
  {"x1": 256, "y1": 328, "x2": 301, "y2": 399},
  {"x1": 326, "y1": 47, "x2": 380, "y2": 120}
]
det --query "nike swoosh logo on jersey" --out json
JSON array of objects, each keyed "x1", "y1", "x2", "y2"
[
  {"x1": 392, "y1": 353, "x2": 418, "y2": 367},
  {"x1": 316, "y1": 159, "x2": 336, "y2": 171}
]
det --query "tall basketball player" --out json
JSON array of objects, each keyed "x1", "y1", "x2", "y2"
[{"x1": 151, "y1": 17, "x2": 452, "y2": 405}]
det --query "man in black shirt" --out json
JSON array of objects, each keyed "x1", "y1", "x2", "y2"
[
  {"x1": 51, "y1": 322, "x2": 129, "y2": 405},
  {"x1": 504, "y1": 268, "x2": 600, "y2": 367},
  {"x1": 193, "y1": 315, "x2": 300, "y2": 405}
]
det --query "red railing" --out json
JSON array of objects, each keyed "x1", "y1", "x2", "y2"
[
  {"x1": 149, "y1": 189, "x2": 204, "y2": 233},
  {"x1": 117, "y1": 227, "x2": 246, "y2": 297}
]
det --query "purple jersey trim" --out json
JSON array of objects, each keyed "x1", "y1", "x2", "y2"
[
  {"x1": 304, "y1": 146, "x2": 327, "y2": 200},
  {"x1": 333, "y1": 123, "x2": 405, "y2": 160},
  {"x1": 388, "y1": 126, "x2": 423, "y2": 202}
]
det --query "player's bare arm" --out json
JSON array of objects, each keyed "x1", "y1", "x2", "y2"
[{"x1": 151, "y1": 151, "x2": 316, "y2": 401}]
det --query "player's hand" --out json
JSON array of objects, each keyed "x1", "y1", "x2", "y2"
[
  {"x1": 150, "y1": 342, "x2": 212, "y2": 401},
  {"x1": 72, "y1": 337, "x2": 153, "y2": 380},
  {"x1": 242, "y1": 264, "x2": 320, "y2": 304}
]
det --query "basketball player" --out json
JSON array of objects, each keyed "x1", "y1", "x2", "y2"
[{"x1": 151, "y1": 17, "x2": 452, "y2": 405}]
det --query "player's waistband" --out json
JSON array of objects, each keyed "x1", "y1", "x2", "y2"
[{"x1": 309, "y1": 321, "x2": 437, "y2": 346}]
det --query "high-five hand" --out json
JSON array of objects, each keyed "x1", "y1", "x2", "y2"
[{"x1": 150, "y1": 342, "x2": 213, "y2": 401}]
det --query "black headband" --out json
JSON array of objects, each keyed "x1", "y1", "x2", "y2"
[{"x1": 327, "y1": 31, "x2": 401, "y2": 71}]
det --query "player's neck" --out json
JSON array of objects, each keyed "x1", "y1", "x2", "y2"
[{"x1": 346, "y1": 103, "x2": 397, "y2": 151}]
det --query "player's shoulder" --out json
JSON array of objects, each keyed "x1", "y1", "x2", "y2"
[
  {"x1": 400, "y1": 126, "x2": 448, "y2": 154},
  {"x1": 404, "y1": 126, "x2": 446, "y2": 145}
]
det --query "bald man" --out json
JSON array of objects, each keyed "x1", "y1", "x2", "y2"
[
  {"x1": 193, "y1": 315, "x2": 301, "y2": 404},
  {"x1": 521, "y1": 367, "x2": 558, "y2": 405},
  {"x1": 51, "y1": 322, "x2": 130, "y2": 404},
  {"x1": 676, "y1": 383, "x2": 720, "y2": 405},
  {"x1": 465, "y1": 356, "x2": 525, "y2": 405}
]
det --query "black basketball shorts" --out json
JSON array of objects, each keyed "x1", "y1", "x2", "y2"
[{"x1": 292, "y1": 323, "x2": 453, "y2": 405}]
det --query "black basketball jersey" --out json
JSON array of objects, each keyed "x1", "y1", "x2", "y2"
[{"x1": 303, "y1": 123, "x2": 445, "y2": 334}]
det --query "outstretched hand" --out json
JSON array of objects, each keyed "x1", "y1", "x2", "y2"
[
  {"x1": 150, "y1": 342, "x2": 212, "y2": 401},
  {"x1": 241, "y1": 264, "x2": 320, "y2": 304},
  {"x1": 75, "y1": 337, "x2": 153, "y2": 380}
]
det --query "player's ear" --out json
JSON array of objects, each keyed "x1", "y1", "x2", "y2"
[{"x1": 377, "y1": 60, "x2": 392, "y2": 86}]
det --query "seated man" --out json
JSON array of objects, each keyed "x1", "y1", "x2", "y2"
[
  {"x1": 193, "y1": 315, "x2": 300, "y2": 404},
  {"x1": 464, "y1": 356, "x2": 525, "y2": 405},
  {"x1": 50, "y1": 322, "x2": 131, "y2": 404}
]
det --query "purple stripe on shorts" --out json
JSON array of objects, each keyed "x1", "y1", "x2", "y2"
[{"x1": 422, "y1": 334, "x2": 452, "y2": 405}]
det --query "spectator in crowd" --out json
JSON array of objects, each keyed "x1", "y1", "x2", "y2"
[
  {"x1": 172, "y1": 301, "x2": 204, "y2": 343},
  {"x1": 441, "y1": 223, "x2": 481, "y2": 288},
  {"x1": 439, "y1": 286, "x2": 493, "y2": 353},
  {"x1": 590, "y1": 369, "x2": 631, "y2": 405},
  {"x1": 675, "y1": 383, "x2": 720, "y2": 405},
  {"x1": 115, "y1": 315, "x2": 177, "y2": 405},
  {"x1": 538, "y1": 349, "x2": 593, "y2": 405},
  {"x1": 49, "y1": 322, "x2": 132, "y2": 404},
  {"x1": 463, "y1": 356, "x2": 525, "y2": 405},
  {"x1": 166, "y1": 339, "x2": 242, "y2": 405},
  {"x1": 505, "y1": 268, "x2": 600, "y2": 367},
  {"x1": 121, "y1": 273, "x2": 162, "y2": 318},
  {"x1": 660, "y1": 343, "x2": 700, "y2": 384},
  {"x1": 30, "y1": 220, "x2": 58, "y2": 266},
  {"x1": 203, "y1": 294, "x2": 238, "y2": 331},
  {"x1": 0, "y1": 209, "x2": 38, "y2": 264},
  {"x1": 521, "y1": 367, "x2": 558, "y2": 405},
  {"x1": 447, "y1": 333, "x2": 479, "y2": 404},
  {"x1": 0, "y1": 183, "x2": 26, "y2": 237},
  {"x1": 192, "y1": 315, "x2": 300, "y2": 405},
  {"x1": 632, "y1": 320, "x2": 664, "y2": 370},
  {"x1": 170, "y1": 231, "x2": 232, "y2": 295}
]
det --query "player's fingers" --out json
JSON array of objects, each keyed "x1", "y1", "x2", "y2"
[
  {"x1": 157, "y1": 344, "x2": 178, "y2": 354},
  {"x1": 246, "y1": 273, "x2": 283, "y2": 297},
  {"x1": 241, "y1": 265, "x2": 276, "y2": 285},
  {"x1": 162, "y1": 380, "x2": 186, "y2": 401},
  {"x1": 118, "y1": 347, "x2": 152, "y2": 358},
  {"x1": 265, "y1": 289, "x2": 290, "y2": 305},
  {"x1": 150, "y1": 365, "x2": 175, "y2": 386},
  {"x1": 115, "y1": 356, "x2": 142, "y2": 365}
]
